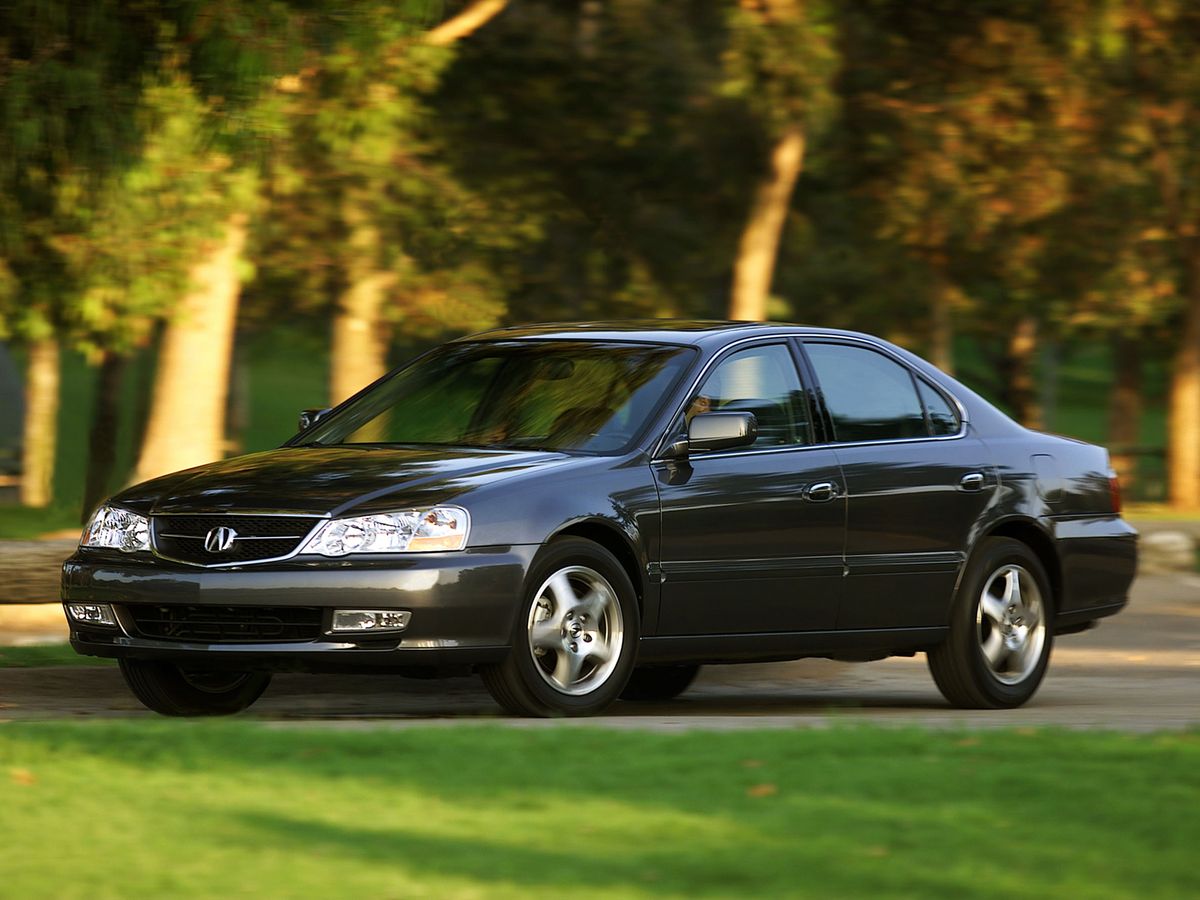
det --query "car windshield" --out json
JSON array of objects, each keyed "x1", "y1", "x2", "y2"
[{"x1": 297, "y1": 340, "x2": 694, "y2": 454}]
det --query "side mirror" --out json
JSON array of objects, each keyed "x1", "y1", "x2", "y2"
[
  {"x1": 298, "y1": 407, "x2": 332, "y2": 432},
  {"x1": 687, "y1": 412, "x2": 757, "y2": 453},
  {"x1": 661, "y1": 436, "x2": 690, "y2": 460}
]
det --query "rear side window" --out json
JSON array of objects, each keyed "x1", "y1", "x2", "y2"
[
  {"x1": 918, "y1": 379, "x2": 960, "y2": 436},
  {"x1": 804, "y1": 343, "x2": 927, "y2": 442}
]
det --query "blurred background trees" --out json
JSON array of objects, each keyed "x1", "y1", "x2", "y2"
[{"x1": 1, "y1": 0, "x2": 1199, "y2": 528}]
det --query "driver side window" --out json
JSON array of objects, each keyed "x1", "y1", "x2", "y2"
[{"x1": 687, "y1": 344, "x2": 811, "y2": 448}]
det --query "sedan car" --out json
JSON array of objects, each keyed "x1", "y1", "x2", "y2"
[{"x1": 63, "y1": 321, "x2": 1137, "y2": 717}]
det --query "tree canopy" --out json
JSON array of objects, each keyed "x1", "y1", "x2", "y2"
[{"x1": 3, "y1": 0, "x2": 1200, "y2": 509}]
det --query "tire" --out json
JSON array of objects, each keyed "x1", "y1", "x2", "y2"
[
  {"x1": 927, "y1": 537, "x2": 1054, "y2": 709},
  {"x1": 620, "y1": 665, "x2": 700, "y2": 702},
  {"x1": 481, "y1": 537, "x2": 640, "y2": 717},
  {"x1": 119, "y1": 659, "x2": 271, "y2": 716}
]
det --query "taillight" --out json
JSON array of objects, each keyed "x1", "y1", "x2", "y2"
[{"x1": 1108, "y1": 470, "x2": 1122, "y2": 514}]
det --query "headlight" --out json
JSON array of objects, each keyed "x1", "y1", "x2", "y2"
[
  {"x1": 300, "y1": 506, "x2": 469, "y2": 556},
  {"x1": 81, "y1": 505, "x2": 151, "y2": 553}
]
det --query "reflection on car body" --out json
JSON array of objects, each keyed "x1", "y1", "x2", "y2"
[{"x1": 63, "y1": 321, "x2": 1137, "y2": 717}]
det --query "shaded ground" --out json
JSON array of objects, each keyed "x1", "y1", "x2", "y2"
[{"x1": 1, "y1": 573, "x2": 1196, "y2": 731}]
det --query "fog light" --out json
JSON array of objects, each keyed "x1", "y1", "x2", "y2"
[
  {"x1": 330, "y1": 609, "x2": 411, "y2": 633},
  {"x1": 66, "y1": 603, "x2": 117, "y2": 626}
]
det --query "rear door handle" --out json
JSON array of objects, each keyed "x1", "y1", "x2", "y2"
[
  {"x1": 804, "y1": 481, "x2": 838, "y2": 502},
  {"x1": 960, "y1": 472, "x2": 986, "y2": 491}
]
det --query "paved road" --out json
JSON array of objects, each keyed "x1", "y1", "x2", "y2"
[{"x1": 1, "y1": 573, "x2": 1196, "y2": 730}]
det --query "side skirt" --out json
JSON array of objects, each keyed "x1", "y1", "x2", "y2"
[{"x1": 637, "y1": 626, "x2": 947, "y2": 665}]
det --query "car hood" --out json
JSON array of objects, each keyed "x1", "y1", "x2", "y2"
[{"x1": 113, "y1": 445, "x2": 572, "y2": 517}]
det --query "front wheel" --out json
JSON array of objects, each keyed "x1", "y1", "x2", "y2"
[
  {"x1": 119, "y1": 659, "x2": 271, "y2": 716},
  {"x1": 927, "y1": 537, "x2": 1054, "y2": 709},
  {"x1": 481, "y1": 538, "x2": 639, "y2": 717}
]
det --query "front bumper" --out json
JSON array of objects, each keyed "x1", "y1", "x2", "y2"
[{"x1": 62, "y1": 546, "x2": 538, "y2": 672}]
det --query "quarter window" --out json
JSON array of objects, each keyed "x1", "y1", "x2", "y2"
[
  {"x1": 918, "y1": 379, "x2": 960, "y2": 436},
  {"x1": 687, "y1": 344, "x2": 810, "y2": 448},
  {"x1": 805, "y1": 343, "x2": 927, "y2": 442}
]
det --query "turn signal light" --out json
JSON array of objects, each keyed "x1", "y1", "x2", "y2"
[{"x1": 1108, "y1": 470, "x2": 1122, "y2": 514}]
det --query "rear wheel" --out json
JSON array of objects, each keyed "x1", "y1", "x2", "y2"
[
  {"x1": 620, "y1": 665, "x2": 700, "y2": 702},
  {"x1": 481, "y1": 538, "x2": 639, "y2": 717},
  {"x1": 927, "y1": 537, "x2": 1053, "y2": 709},
  {"x1": 119, "y1": 659, "x2": 271, "y2": 716}
]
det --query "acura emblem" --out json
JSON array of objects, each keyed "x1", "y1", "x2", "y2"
[{"x1": 203, "y1": 526, "x2": 238, "y2": 553}]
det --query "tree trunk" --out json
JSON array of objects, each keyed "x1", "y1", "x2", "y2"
[
  {"x1": 330, "y1": 201, "x2": 397, "y2": 443},
  {"x1": 81, "y1": 351, "x2": 126, "y2": 520},
  {"x1": 225, "y1": 334, "x2": 249, "y2": 457},
  {"x1": 728, "y1": 125, "x2": 806, "y2": 322},
  {"x1": 929, "y1": 279, "x2": 955, "y2": 374},
  {"x1": 426, "y1": 0, "x2": 510, "y2": 46},
  {"x1": 1039, "y1": 339, "x2": 1059, "y2": 432},
  {"x1": 329, "y1": 275, "x2": 395, "y2": 407},
  {"x1": 330, "y1": 221, "x2": 396, "y2": 408},
  {"x1": 1003, "y1": 315, "x2": 1041, "y2": 429},
  {"x1": 577, "y1": 0, "x2": 603, "y2": 59},
  {"x1": 132, "y1": 214, "x2": 248, "y2": 483},
  {"x1": 1108, "y1": 335, "x2": 1141, "y2": 493},
  {"x1": 130, "y1": 326, "x2": 160, "y2": 459},
  {"x1": 1168, "y1": 256, "x2": 1200, "y2": 509},
  {"x1": 19, "y1": 337, "x2": 60, "y2": 508}
]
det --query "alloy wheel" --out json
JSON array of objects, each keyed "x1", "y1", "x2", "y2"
[
  {"x1": 527, "y1": 565, "x2": 625, "y2": 696},
  {"x1": 975, "y1": 564, "x2": 1046, "y2": 685}
]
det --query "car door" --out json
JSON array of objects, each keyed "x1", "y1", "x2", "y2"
[
  {"x1": 653, "y1": 341, "x2": 846, "y2": 636},
  {"x1": 800, "y1": 339, "x2": 996, "y2": 629}
]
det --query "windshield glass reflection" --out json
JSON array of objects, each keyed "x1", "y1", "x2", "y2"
[{"x1": 300, "y1": 340, "x2": 693, "y2": 454}]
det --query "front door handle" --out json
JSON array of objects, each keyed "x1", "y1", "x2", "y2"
[
  {"x1": 804, "y1": 481, "x2": 838, "y2": 502},
  {"x1": 960, "y1": 472, "x2": 986, "y2": 491}
]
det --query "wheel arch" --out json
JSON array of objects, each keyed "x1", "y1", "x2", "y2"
[
  {"x1": 974, "y1": 518, "x2": 1063, "y2": 617},
  {"x1": 549, "y1": 519, "x2": 646, "y2": 616}
]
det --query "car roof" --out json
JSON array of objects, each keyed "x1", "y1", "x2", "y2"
[{"x1": 456, "y1": 320, "x2": 878, "y2": 348}]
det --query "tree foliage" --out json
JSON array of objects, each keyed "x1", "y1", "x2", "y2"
[{"x1": 6, "y1": 0, "x2": 1200, "y2": 507}]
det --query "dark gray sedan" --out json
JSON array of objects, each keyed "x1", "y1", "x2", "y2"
[{"x1": 62, "y1": 321, "x2": 1137, "y2": 717}]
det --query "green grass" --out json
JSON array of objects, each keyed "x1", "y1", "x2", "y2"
[
  {"x1": 0, "y1": 505, "x2": 81, "y2": 540},
  {"x1": 0, "y1": 722, "x2": 1196, "y2": 898},
  {"x1": 0, "y1": 644, "x2": 112, "y2": 668}
]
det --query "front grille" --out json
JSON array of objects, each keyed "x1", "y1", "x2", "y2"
[
  {"x1": 152, "y1": 515, "x2": 320, "y2": 565},
  {"x1": 125, "y1": 604, "x2": 324, "y2": 643}
]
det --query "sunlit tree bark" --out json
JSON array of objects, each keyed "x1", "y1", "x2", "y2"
[
  {"x1": 929, "y1": 278, "x2": 956, "y2": 374},
  {"x1": 1108, "y1": 335, "x2": 1141, "y2": 492},
  {"x1": 330, "y1": 202, "x2": 396, "y2": 407},
  {"x1": 132, "y1": 214, "x2": 247, "y2": 482},
  {"x1": 1004, "y1": 315, "x2": 1041, "y2": 429},
  {"x1": 426, "y1": 0, "x2": 509, "y2": 47},
  {"x1": 1168, "y1": 254, "x2": 1200, "y2": 508},
  {"x1": 19, "y1": 337, "x2": 60, "y2": 508},
  {"x1": 729, "y1": 126, "x2": 805, "y2": 321}
]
